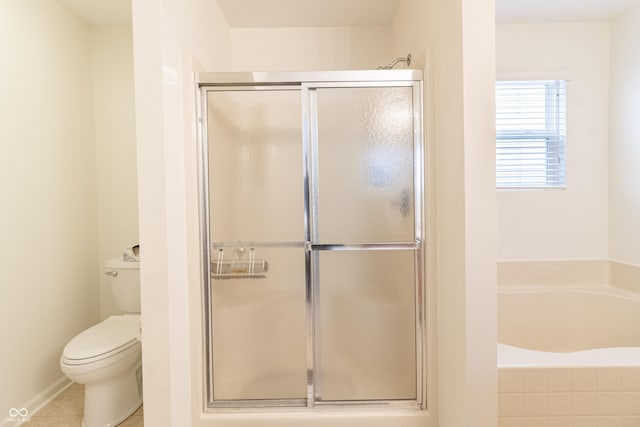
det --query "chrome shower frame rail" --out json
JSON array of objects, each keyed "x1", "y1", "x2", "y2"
[{"x1": 196, "y1": 70, "x2": 426, "y2": 412}]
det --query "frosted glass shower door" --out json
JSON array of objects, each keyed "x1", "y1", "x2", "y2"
[
  {"x1": 313, "y1": 86, "x2": 415, "y2": 244},
  {"x1": 206, "y1": 89, "x2": 307, "y2": 402},
  {"x1": 199, "y1": 72, "x2": 425, "y2": 410},
  {"x1": 310, "y1": 85, "x2": 421, "y2": 402},
  {"x1": 207, "y1": 89, "x2": 304, "y2": 243}
]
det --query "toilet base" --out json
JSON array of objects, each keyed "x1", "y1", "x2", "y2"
[{"x1": 82, "y1": 364, "x2": 142, "y2": 427}]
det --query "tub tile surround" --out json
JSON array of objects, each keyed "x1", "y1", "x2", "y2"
[
  {"x1": 498, "y1": 260, "x2": 640, "y2": 426},
  {"x1": 497, "y1": 260, "x2": 610, "y2": 287},
  {"x1": 497, "y1": 259, "x2": 640, "y2": 293},
  {"x1": 498, "y1": 368, "x2": 640, "y2": 426},
  {"x1": 610, "y1": 261, "x2": 640, "y2": 294}
]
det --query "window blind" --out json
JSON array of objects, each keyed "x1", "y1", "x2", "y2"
[{"x1": 496, "y1": 80, "x2": 566, "y2": 189}]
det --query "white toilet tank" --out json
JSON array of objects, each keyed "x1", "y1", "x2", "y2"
[{"x1": 105, "y1": 258, "x2": 140, "y2": 313}]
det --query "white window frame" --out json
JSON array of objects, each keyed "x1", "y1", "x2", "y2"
[{"x1": 496, "y1": 80, "x2": 567, "y2": 190}]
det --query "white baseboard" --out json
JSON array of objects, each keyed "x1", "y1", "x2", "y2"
[{"x1": 1, "y1": 376, "x2": 72, "y2": 427}]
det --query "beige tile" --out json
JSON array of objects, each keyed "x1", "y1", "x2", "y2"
[
  {"x1": 573, "y1": 392, "x2": 597, "y2": 416},
  {"x1": 573, "y1": 369, "x2": 597, "y2": 392},
  {"x1": 524, "y1": 417, "x2": 547, "y2": 427},
  {"x1": 33, "y1": 383, "x2": 84, "y2": 418},
  {"x1": 597, "y1": 393, "x2": 621, "y2": 416},
  {"x1": 621, "y1": 393, "x2": 640, "y2": 415},
  {"x1": 501, "y1": 394, "x2": 525, "y2": 417},
  {"x1": 501, "y1": 370, "x2": 524, "y2": 393},
  {"x1": 120, "y1": 415, "x2": 144, "y2": 427},
  {"x1": 548, "y1": 417, "x2": 571, "y2": 427},
  {"x1": 597, "y1": 369, "x2": 621, "y2": 392},
  {"x1": 596, "y1": 416, "x2": 622, "y2": 427},
  {"x1": 524, "y1": 417, "x2": 548, "y2": 427},
  {"x1": 572, "y1": 417, "x2": 597, "y2": 427},
  {"x1": 524, "y1": 394, "x2": 548, "y2": 417},
  {"x1": 524, "y1": 371, "x2": 547, "y2": 393},
  {"x1": 621, "y1": 416, "x2": 640, "y2": 427},
  {"x1": 500, "y1": 418, "x2": 524, "y2": 427},
  {"x1": 621, "y1": 370, "x2": 640, "y2": 392},
  {"x1": 548, "y1": 369, "x2": 573, "y2": 392},
  {"x1": 25, "y1": 416, "x2": 83, "y2": 427},
  {"x1": 27, "y1": 382, "x2": 143, "y2": 427},
  {"x1": 549, "y1": 393, "x2": 572, "y2": 417}
]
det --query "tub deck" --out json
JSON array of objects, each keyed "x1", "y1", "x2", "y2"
[{"x1": 498, "y1": 343, "x2": 640, "y2": 368}]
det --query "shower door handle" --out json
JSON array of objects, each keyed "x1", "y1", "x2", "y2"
[{"x1": 307, "y1": 242, "x2": 419, "y2": 252}]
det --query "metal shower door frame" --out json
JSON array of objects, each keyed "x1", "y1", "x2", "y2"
[{"x1": 196, "y1": 70, "x2": 426, "y2": 412}]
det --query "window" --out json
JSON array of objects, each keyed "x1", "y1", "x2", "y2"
[{"x1": 496, "y1": 80, "x2": 566, "y2": 189}]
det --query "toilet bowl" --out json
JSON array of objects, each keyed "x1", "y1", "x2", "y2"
[{"x1": 60, "y1": 258, "x2": 142, "y2": 427}]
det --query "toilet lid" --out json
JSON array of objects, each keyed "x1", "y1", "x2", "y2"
[{"x1": 63, "y1": 315, "x2": 140, "y2": 361}]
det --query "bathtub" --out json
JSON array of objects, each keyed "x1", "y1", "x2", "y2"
[
  {"x1": 497, "y1": 285, "x2": 640, "y2": 424},
  {"x1": 499, "y1": 285, "x2": 640, "y2": 353}
]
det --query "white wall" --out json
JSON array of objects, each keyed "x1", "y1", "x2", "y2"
[
  {"x1": 392, "y1": 0, "x2": 498, "y2": 426},
  {"x1": 231, "y1": 26, "x2": 391, "y2": 70},
  {"x1": 133, "y1": 0, "x2": 497, "y2": 425},
  {"x1": 609, "y1": 4, "x2": 640, "y2": 266},
  {"x1": 91, "y1": 25, "x2": 139, "y2": 318},
  {"x1": 132, "y1": 0, "x2": 232, "y2": 425},
  {"x1": 496, "y1": 22, "x2": 610, "y2": 261},
  {"x1": 459, "y1": 1, "x2": 498, "y2": 424},
  {"x1": 0, "y1": 0, "x2": 100, "y2": 417}
]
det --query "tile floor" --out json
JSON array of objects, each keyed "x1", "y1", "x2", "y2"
[{"x1": 25, "y1": 383, "x2": 143, "y2": 427}]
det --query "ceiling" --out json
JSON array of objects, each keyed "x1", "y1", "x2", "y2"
[
  {"x1": 57, "y1": 0, "x2": 640, "y2": 26},
  {"x1": 57, "y1": 0, "x2": 131, "y2": 25},
  {"x1": 216, "y1": 0, "x2": 399, "y2": 27},
  {"x1": 495, "y1": 0, "x2": 640, "y2": 23}
]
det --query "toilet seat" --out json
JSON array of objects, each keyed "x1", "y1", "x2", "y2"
[{"x1": 62, "y1": 315, "x2": 140, "y2": 366}]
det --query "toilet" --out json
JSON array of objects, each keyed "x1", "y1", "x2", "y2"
[{"x1": 60, "y1": 258, "x2": 142, "y2": 427}]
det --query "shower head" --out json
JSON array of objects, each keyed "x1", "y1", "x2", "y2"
[{"x1": 377, "y1": 53, "x2": 412, "y2": 70}]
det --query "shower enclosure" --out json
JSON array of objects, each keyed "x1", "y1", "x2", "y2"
[{"x1": 196, "y1": 70, "x2": 425, "y2": 410}]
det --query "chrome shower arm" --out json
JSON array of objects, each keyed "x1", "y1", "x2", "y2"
[{"x1": 377, "y1": 53, "x2": 412, "y2": 70}]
